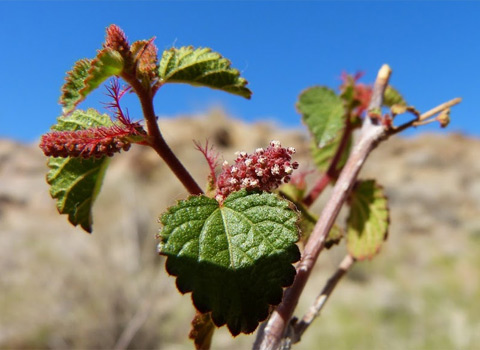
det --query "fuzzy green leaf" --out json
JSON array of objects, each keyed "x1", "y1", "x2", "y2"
[
  {"x1": 158, "y1": 46, "x2": 252, "y2": 99},
  {"x1": 59, "y1": 59, "x2": 92, "y2": 115},
  {"x1": 347, "y1": 180, "x2": 389, "y2": 260},
  {"x1": 60, "y1": 49, "x2": 124, "y2": 114},
  {"x1": 383, "y1": 85, "x2": 407, "y2": 107},
  {"x1": 158, "y1": 189, "x2": 300, "y2": 336},
  {"x1": 297, "y1": 86, "x2": 346, "y2": 148},
  {"x1": 46, "y1": 109, "x2": 113, "y2": 233}
]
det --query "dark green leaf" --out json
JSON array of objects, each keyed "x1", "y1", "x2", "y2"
[
  {"x1": 46, "y1": 109, "x2": 113, "y2": 233},
  {"x1": 158, "y1": 189, "x2": 300, "y2": 336},
  {"x1": 347, "y1": 180, "x2": 389, "y2": 260},
  {"x1": 158, "y1": 46, "x2": 252, "y2": 99},
  {"x1": 297, "y1": 86, "x2": 346, "y2": 148}
]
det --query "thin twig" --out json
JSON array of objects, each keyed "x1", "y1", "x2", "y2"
[
  {"x1": 290, "y1": 254, "x2": 355, "y2": 344},
  {"x1": 390, "y1": 97, "x2": 462, "y2": 136},
  {"x1": 418, "y1": 97, "x2": 462, "y2": 121},
  {"x1": 114, "y1": 297, "x2": 154, "y2": 350},
  {"x1": 253, "y1": 64, "x2": 392, "y2": 350}
]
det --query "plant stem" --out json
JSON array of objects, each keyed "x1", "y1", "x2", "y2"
[
  {"x1": 123, "y1": 75, "x2": 203, "y2": 195},
  {"x1": 253, "y1": 64, "x2": 392, "y2": 350},
  {"x1": 390, "y1": 97, "x2": 462, "y2": 135},
  {"x1": 302, "y1": 174, "x2": 331, "y2": 207},
  {"x1": 302, "y1": 120, "x2": 352, "y2": 207},
  {"x1": 290, "y1": 254, "x2": 355, "y2": 344}
]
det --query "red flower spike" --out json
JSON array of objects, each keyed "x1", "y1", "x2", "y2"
[
  {"x1": 42, "y1": 79, "x2": 146, "y2": 160},
  {"x1": 215, "y1": 141, "x2": 299, "y2": 202},
  {"x1": 105, "y1": 24, "x2": 130, "y2": 55},
  {"x1": 39, "y1": 123, "x2": 144, "y2": 159}
]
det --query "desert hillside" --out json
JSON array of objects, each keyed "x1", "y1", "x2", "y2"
[{"x1": 1, "y1": 111, "x2": 479, "y2": 350}]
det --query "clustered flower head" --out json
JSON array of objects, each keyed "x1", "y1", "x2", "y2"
[
  {"x1": 39, "y1": 124, "x2": 142, "y2": 159},
  {"x1": 215, "y1": 140, "x2": 299, "y2": 202}
]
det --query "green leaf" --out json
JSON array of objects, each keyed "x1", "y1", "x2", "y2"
[
  {"x1": 346, "y1": 180, "x2": 389, "y2": 260},
  {"x1": 158, "y1": 189, "x2": 300, "y2": 336},
  {"x1": 297, "y1": 86, "x2": 346, "y2": 148},
  {"x1": 59, "y1": 59, "x2": 91, "y2": 115},
  {"x1": 158, "y1": 46, "x2": 252, "y2": 99},
  {"x1": 279, "y1": 183, "x2": 305, "y2": 203},
  {"x1": 310, "y1": 134, "x2": 352, "y2": 174},
  {"x1": 383, "y1": 85, "x2": 407, "y2": 107},
  {"x1": 60, "y1": 49, "x2": 124, "y2": 114},
  {"x1": 46, "y1": 109, "x2": 113, "y2": 233},
  {"x1": 324, "y1": 225, "x2": 344, "y2": 249}
]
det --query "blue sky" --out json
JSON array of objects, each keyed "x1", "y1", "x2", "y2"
[{"x1": 1, "y1": 1, "x2": 478, "y2": 142}]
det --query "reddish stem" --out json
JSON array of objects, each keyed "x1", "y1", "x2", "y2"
[
  {"x1": 122, "y1": 73, "x2": 203, "y2": 195},
  {"x1": 303, "y1": 120, "x2": 352, "y2": 207}
]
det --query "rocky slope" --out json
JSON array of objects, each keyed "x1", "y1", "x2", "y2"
[{"x1": 1, "y1": 111, "x2": 479, "y2": 349}]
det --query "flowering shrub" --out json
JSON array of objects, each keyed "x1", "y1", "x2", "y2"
[{"x1": 39, "y1": 25, "x2": 461, "y2": 349}]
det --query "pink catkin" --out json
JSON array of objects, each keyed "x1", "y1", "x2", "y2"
[
  {"x1": 215, "y1": 140, "x2": 299, "y2": 202},
  {"x1": 40, "y1": 124, "x2": 141, "y2": 159}
]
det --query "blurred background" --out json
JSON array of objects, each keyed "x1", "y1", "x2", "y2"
[{"x1": 1, "y1": 1, "x2": 479, "y2": 350}]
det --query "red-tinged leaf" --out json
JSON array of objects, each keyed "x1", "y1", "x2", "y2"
[
  {"x1": 80, "y1": 48, "x2": 124, "y2": 98},
  {"x1": 131, "y1": 39, "x2": 159, "y2": 82},
  {"x1": 60, "y1": 48, "x2": 124, "y2": 115},
  {"x1": 105, "y1": 24, "x2": 130, "y2": 55},
  {"x1": 59, "y1": 59, "x2": 92, "y2": 114}
]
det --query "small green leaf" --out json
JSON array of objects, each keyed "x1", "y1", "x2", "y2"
[
  {"x1": 60, "y1": 49, "x2": 124, "y2": 114},
  {"x1": 46, "y1": 109, "x2": 114, "y2": 233},
  {"x1": 59, "y1": 59, "x2": 92, "y2": 114},
  {"x1": 324, "y1": 224, "x2": 344, "y2": 249},
  {"x1": 347, "y1": 180, "x2": 389, "y2": 260},
  {"x1": 80, "y1": 49, "x2": 124, "y2": 100},
  {"x1": 158, "y1": 189, "x2": 300, "y2": 336},
  {"x1": 310, "y1": 134, "x2": 352, "y2": 174},
  {"x1": 158, "y1": 46, "x2": 252, "y2": 99},
  {"x1": 297, "y1": 86, "x2": 346, "y2": 148},
  {"x1": 383, "y1": 85, "x2": 407, "y2": 107},
  {"x1": 279, "y1": 183, "x2": 305, "y2": 203}
]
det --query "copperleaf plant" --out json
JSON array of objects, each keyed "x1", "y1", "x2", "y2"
[{"x1": 39, "y1": 25, "x2": 461, "y2": 350}]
